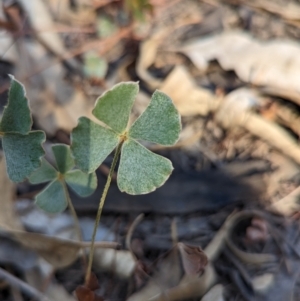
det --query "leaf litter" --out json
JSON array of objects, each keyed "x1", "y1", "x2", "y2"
[{"x1": 3, "y1": 0, "x2": 300, "y2": 300}]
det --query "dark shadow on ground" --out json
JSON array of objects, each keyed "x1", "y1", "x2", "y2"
[{"x1": 72, "y1": 159, "x2": 271, "y2": 215}]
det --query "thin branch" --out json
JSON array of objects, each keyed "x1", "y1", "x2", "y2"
[{"x1": 0, "y1": 267, "x2": 51, "y2": 301}]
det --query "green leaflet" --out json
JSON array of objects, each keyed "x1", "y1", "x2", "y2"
[
  {"x1": 117, "y1": 139, "x2": 173, "y2": 194},
  {"x1": 3, "y1": 131, "x2": 45, "y2": 182},
  {"x1": 30, "y1": 143, "x2": 98, "y2": 213},
  {"x1": 83, "y1": 51, "x2": 108, "y2": 79},
  {"x1": 92, "y1": 82, "x2": 139, "y2": 133},
  {"x1": 29, "y1": 158, "x2": 57, "y2": 184},
  {"x1": 52, "y1": 144, "x2": 74, "y2": 174},
  {"x1": 71, "y1": 117, "x2": 119, "y2": 173},
  {"x1": 129, "y1": 90, "x2": 181, "y2": 145},
  {"x1": 0, "y1": 76, "x2": 32, "y2": 134},
  {"x1": 35, "y1": 180, "x2": 68, "y2": 213},
  {"x1": 65, "y1": 169, "x2": 97, "y2": 197}
]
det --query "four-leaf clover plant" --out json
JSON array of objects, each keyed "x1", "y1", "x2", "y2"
[
  {"x1": 71, "y1": 82, "x2": 181, "y2": 195},
  {"x1": 70, "y1": 82, "x2": 181, "y2": 283}
]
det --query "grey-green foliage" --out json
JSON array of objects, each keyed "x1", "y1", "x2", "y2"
[
  {"x1": 29, "y1": 144, "x2": 97, "y2": 213},
  {"x1": 1, "y1": 76, "x2": 45, "y2": 182},
  {"x1": 71, "y1": 82, "x2": 181, "y2": 195}
]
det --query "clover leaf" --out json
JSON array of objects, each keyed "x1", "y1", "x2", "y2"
[
  {"x1": 71, "y1": 82, "x2": 181, "y2": 195},
  {"x1": 29, "y1": 144, "x2": 97, "y2": 213},
  {"x1": 1, "y1": 76, "x2": 45, "y2": 182}
]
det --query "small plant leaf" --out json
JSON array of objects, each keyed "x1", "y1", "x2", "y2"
[
  {"x1": 35, "y1": 180, "x2": 68, "y2": 213},
  {"x1": 71, "y1": 117, "x2": 119, "y2": 173},
  {"x1": 83, "y1": 51, "x2": 108, "y2": 79},
  {"x1": 117, "y1": 139, "x2": 173, "y2": 194},
  {"x1": 92, "y1": 82, "x2": 139, "y2": 133},
  {"x1": 52, "y1": 144, "x2": 74, "y2": 174},
  {"x1": 65, "y1": 170, "x2": 97, "y2": 197},
  {"x1": 129, "y1": 90, "x2": 181, "y2": 145},
  {"x1": 29, "y1": 158, "x2": 58, "y2": 184},
  {"x1": 3, "y1": 131, "x2": 45, "y2": 182},
  {"x1": 0, "y1": 75, "x2": 32, "y2": 134}
]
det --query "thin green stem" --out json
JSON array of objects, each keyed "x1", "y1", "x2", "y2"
[
  {"x1": 62, "y1": 180, "x2": 87, "y2": 267},
  {"x1": 85, "y1": 142, "x2": 123, "y2": 284}
]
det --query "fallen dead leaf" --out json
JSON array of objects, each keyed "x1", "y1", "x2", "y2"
[
  {"x1": 127, "y1": 246, "x2": 182, "y2": 301},
  {"x1": 127, "y1": 243, "x2": 209, "y2": 301},
  {"x1": 2, "y1": 229, "x2": 118, "y2": 269},
  {"x1": 136, "y1": 30, "x2": 169, "y2": 89},
  {"x1": 160, "y1": 65, "x2": 220, "y2": 116},
  {"x1": 178, "y1": 31, "x2": 300, "y2": 105},
  {"x1": 178, "y1": 242, "x2": 207, "y2": 276},
  {"x1": 75, "y1": 272, "x2": 103, "y2": 301}
]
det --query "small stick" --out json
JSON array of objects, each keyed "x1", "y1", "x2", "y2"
[
  {"x1": 0, "y1": 267, "x2": 52, "y2": 301},
  {"x1": 126, "y1": 213, "x2": 144, "y2": 252}
]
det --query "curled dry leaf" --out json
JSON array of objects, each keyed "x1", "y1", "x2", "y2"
[
  {"x1": 178, "y1": 242, "x2": 208, "y2": 276},
  {"x1": 128, "y1": 243, "x2": 210, "y2": 301},
  {"x1": 178, "y1": 31, "x2": 300, "y2": 105},
  {"x1": 136, "y1": 30, "x2": 169, "y2": 89},
  {"x1": 160, "y1": 66, "x2": 221, "y2": 117},
  {"x1": 76, "y1": 272, "x2": 103, "y2": 301},
  {"x1": 127, "y1": 247, "x2": 182, "y2": 301}
]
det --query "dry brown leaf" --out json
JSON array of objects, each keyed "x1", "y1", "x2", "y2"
[
  {"x1": 75, "y1": 273, "x2": 103, "y2": 301},
  {"x1": 178, "y1": 243, "x2": 207, "y2": 276},
  {"x1": 178, "y1": 31, "x2": 300, "y2": 105},
  {"x1": 127, "y1": 247, "x2": 182, "y2": 301},
  {"x1": 127, "y1": 243, "x2": 210, "y2": 301},
  {"x1": 160, "y1": 65, "x2": 220, "y2": 116},
  {"x1": 2, "y1": 230, "x2": 118, "y2": 269},
  {"x1": 136, "y1": 31, "x2": 169, "y2": 89}
]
